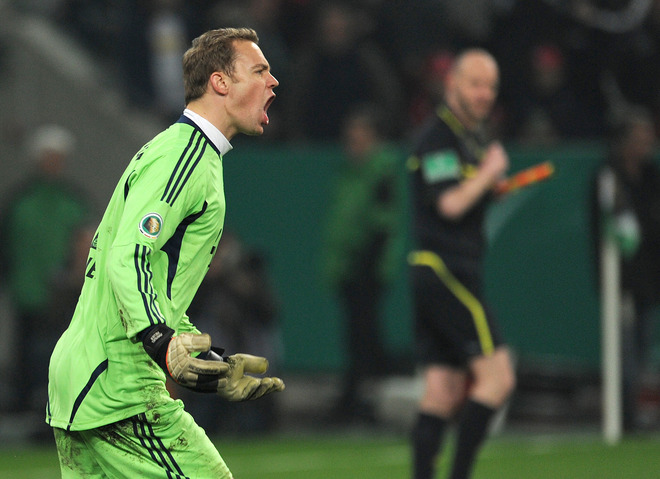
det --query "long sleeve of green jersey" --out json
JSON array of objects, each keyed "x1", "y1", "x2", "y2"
[{"x1": 103, "y1": 125, "x2": 225, "y2": 340}]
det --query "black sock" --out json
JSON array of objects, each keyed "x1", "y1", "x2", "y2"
[
  {"x1": 450, "y1": 400, "x2": 496, "y2": 479},
  {"x1": 411, "y1": 412, "x2": 447, "y2": 479}
]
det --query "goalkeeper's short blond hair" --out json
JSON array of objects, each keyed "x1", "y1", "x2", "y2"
[{"x1": 183, "y1": 27, "x2": 259, "y2": 105}]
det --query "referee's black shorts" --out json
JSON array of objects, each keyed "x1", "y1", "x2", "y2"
[{"x1": 409, "y1": 250, "x2": 505, "y2": 368}]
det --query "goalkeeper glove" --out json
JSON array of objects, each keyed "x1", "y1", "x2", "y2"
[
  {"x1": 217, "y1": 353, "x2": 285, "y2": 401},
  {"x1": 141, "y1": 325, "x2": 285, "y2": 400},
  {"x1": 141, "y1": 324, "x2": 229, "y2": 393}
]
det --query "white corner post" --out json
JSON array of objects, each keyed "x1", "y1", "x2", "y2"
[{"x1": 599, "y1": 168, "x2": 623, "y2": 444}]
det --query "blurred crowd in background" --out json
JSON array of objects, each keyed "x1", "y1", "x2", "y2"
[
  {"x1": 3, "y1": 0, "x2": 660, "y2": 440},
  {"x1": 10, "y1": 0, "x2": 660, "y2": 145}
]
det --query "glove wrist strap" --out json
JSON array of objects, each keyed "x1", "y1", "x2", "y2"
[{"x1": 141, "y1": 324, "x2": 174, "y2": 371}]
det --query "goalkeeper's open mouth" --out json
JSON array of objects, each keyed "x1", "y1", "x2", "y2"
[{"x1": 263, "y1": 95, "x2": 275, "y2": 126}]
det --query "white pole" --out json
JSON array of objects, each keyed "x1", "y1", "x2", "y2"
[{"x1": 599, "y1": 169, "x2": 623, "y2": 444}]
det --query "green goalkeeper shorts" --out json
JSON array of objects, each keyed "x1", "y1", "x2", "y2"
[{"x1": 53, "y1": 399, "x2": 233, "y2": 478}]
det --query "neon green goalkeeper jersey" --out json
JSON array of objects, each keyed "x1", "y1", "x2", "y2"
[{"x1": 47, "y1": 111, "x2": 232, "y2": 431}]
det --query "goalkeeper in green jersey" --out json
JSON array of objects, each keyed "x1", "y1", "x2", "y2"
[{"x1": 46, "y1": 27, "x2": 284, "y2": 478}]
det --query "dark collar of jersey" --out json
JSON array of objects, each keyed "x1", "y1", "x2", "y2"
[
  {"x1": 437, "y1": 104, "x2": 486, "y2": 161},
  {"x1": 177, "y1": 115, "x2": 223, "y2": 158}
]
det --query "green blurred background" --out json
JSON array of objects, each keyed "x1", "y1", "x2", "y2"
[{"x1": 221, "y1": 140, "x2": 638, "y2": 374}]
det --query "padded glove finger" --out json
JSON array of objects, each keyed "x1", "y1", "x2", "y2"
[
  {"x1": 234, "y1": 353, "x2": 269, "y2": 375},
  {"x1": 245, "y1": 376, "x2": 286, "y2": 400},
  {"x1": 216, "y1": 353, "x2": 285, "y2": 401}
]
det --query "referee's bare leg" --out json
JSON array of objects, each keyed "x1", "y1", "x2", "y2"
[{"x1": 413, "y1": 347, "x2": 515, "y2": 479}]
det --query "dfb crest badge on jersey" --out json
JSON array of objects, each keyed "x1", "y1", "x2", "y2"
[{"x1": 139, "y1": 213, "x2": 163, "y2": 239}]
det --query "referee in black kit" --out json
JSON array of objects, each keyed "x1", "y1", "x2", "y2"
[{"x1": 407, "y1": 49, "x2": 516, "y2": 479}]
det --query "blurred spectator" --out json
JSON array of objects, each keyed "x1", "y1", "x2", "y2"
[
  {"x1": 48, "y1": 223, "x2": 98, "y2": 328},
  {"x1": 146, "y1": 0, "x2": 188, "y2": 121},
  {"x1": 372, "y1": 0, "x2": 448, "y2": 83},
  {"x1": 533, "y1": 0, "x2": 659, "y2": 140},
  {"x1": 57, "y1": 1, "x2": 140, "y2": 82},
  {"x1": 320, "y1": 104, "x2": 406, "y2": 423},
  {"x1": 567, "y1": 0, "x2": 653, "y2": 34},
  {"x1": 486, "y1": 1, "x2": 612, "y2": 141},
  {"x1": 284, "y1": 2, "x2": 404, "y2": 141},
  {"x1": 19, "y1": 222, "x2": 97, "y2": 439},
  {"x1": 438, "y1": 0, "x2": 506, "y2": 47},
  {"x1": 590, "y1": 106, "x2": 660, "y2": 431},
  {"x1": 178, "y1": 230, "x2": 282, "y2": 435},
  {"x1": 513, "y1": 43, "x2": 606, "y2": 145},
  {"x1": 58, "y1": 0, "x2": 206, "y2": 121},
  {"x1": 407, "y1": 49, "x2": 455, "y2": 132},
  {"x1": 18, "y1": 0, "x2": 659, "y2": 142},
  {"x1": 0, "y1": 125, "x2": 93, "y2": 419},
  {"x1": 610, "y1": 0, "x2": 660, "y2": 122}
]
